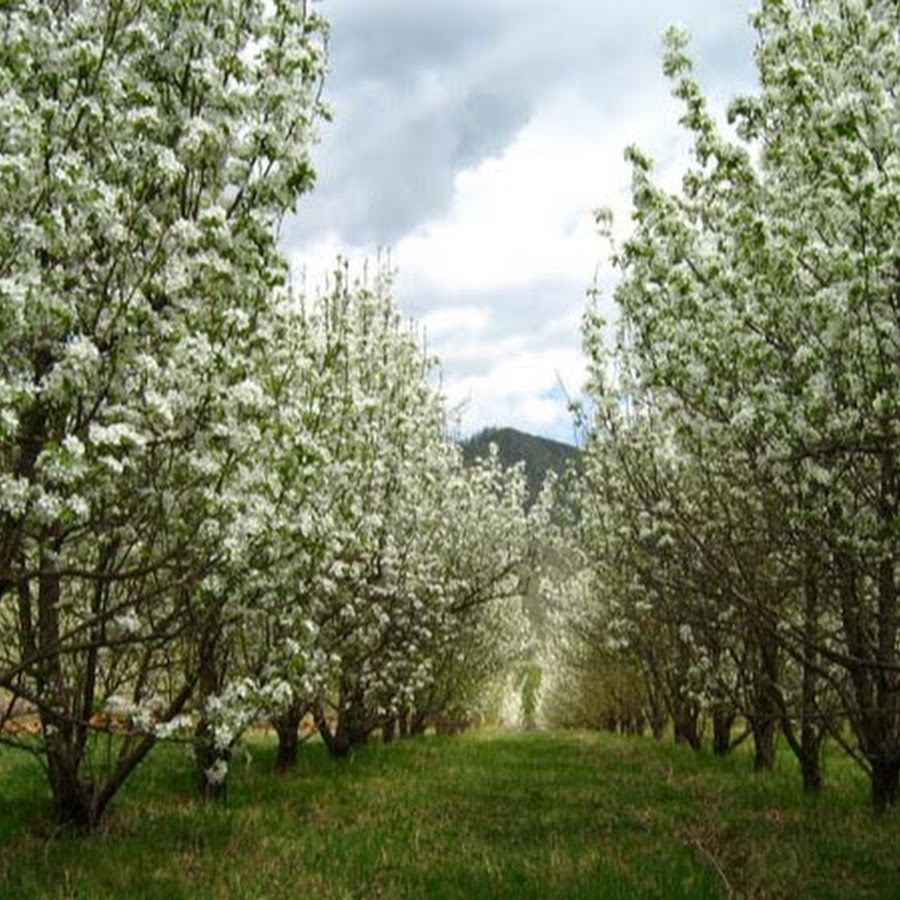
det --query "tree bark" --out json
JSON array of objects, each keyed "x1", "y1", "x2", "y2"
[
  {"x1": 410, "y1": 709, "x2": 428, "y2": 737},
  {"x1": 312, "y1": 701, "x2": 340, "y2": 756},
  {"x1": 45, "y1": 737, "x2": 95, "y2": 831},
  {"x1": 673, "y1": 702, "x2": 701, "y2": 751},
  {"x1": 194, "y1": 724, "x2": 229, "y2": 803},
  {"x1": 272, "y1": 701, "x2": 305, "y2": 772},
  {"x1": 36, "y1": 547, "x2": 100, "y2": 828},
  {"x1": 193, "y1": 623, "x2": 229, "y2": 802},
  {"x1": 872, "y1": 759, "x2": 900, "y2": 815},
  {"x1": 833, "y1": 468, "x2": 900, "y2": 813},
  {"x1": 748, "y1": 610, "x2": 780, "y2": 772},
  {"x1": 749, "y1": 714, "x2": 777, "y2": 771},
  {"x1": 712, "y1": 708, "x2": 734, "y2": 756}
]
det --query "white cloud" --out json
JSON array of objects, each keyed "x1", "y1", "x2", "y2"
[
  {"x1": 288, "y1": 85, "x2": 696, "y2": 441},
  {"x1": 394, "y1": 93, "x2": 621, "y2": 296},
  {"x1": 284, "y1": 2, "x2": 758, "y2": 442},
  {"x1": 437, "y1": 342, "x2": 587, "y2": 440},
  {"x1": 421, "y1": 305, "x2": 492, "y2": 339}
]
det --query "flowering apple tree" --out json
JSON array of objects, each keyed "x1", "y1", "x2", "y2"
[
  {"x1": 579, "y1": 0, "x2": 900, "y2": 810},
  {"x1": 0, "y1": 0, "x2": 327, "y2": 828}
]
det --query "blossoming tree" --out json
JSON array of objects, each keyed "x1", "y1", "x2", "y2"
[
  {"x1": 579, "y1": 0, "x2": 900, "y2": 811},
  {"x1": 0, "y1": 0, "x2": 326, "y2": 828}
]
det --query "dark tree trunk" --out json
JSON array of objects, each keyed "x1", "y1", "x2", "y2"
[
  {"x1": 781, "y1": 687, "x2": 824, "y2": 793},
  {"x1": 398, "y1": 708, "x2": 410, "y2": 739},
  {"x1": 333, "y1": 689, "x2": 369, "y2": 755},
  {"x1": 194, "y1": 724, "x2": 229, "y2": 803},
  {"x1": 748, "y1": 609, "x2": 781, "y2": 772},
  {"x1": 749, "y1": 714, "x2": 777, "y2": 771},
  {"x1": 273, "y1": 702, "x2": 305, "y2": 772},
  {"x1": 673, "y1": 704, "x2": 701, "y2": 751},
  {"x1": 642, "y1": 669, "x2": 666, "y2": 740},
  {"x1": 712, "y1": 708, "x2": 734, "y2": 756},
  {"x1": 833, "y1": 467, "x2": 900, "y2": 813},
  {"x1": 313, "y1": 702, "x2": 342, "y2": 757},
  {"x1": 799, "y1": 744, "x2": 823, "y2": 794},
  {"x1": 45, "y1": 736, "x2": 96, "y2": 831},
  {"x1": 332, "y1": 718, "x2": 364, "y2": 757},
  {"x1": 799, "y1": 560, "x2": 824, "y2": 792},
  {"x1": 410, "y1": 710, "x2": 427, "y2": 737},
  {"x1": 869, "y1": 455, "x2": 900, "y2": 813},
  {"x1": 872, "y1": 759, "x2": 900, "y2": 815},
  {"x1": 382, "y1": 717, "x2": 396, "y2": 743},
  {"x1": 36, "y1": 551, "x2": 100, "y2": 828},
  {"x1": 314, "y1": 690, "x2": 369, "y2": 759}
]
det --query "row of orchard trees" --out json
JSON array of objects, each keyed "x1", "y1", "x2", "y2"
[
  {"x1": 549, "y1": 0, "x2": 900, "y2": 813},
  {"x1": 0, "y1": 0, "x2": 541, "y2": 830}
]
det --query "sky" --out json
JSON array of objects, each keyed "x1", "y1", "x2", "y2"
[{"x1": 283, "y1": 0, "x2": 759, "y2": 445}]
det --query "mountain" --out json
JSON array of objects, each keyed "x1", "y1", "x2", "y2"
[{"x1": 460, "y1": 427, "x2": 580, "y2": 506}]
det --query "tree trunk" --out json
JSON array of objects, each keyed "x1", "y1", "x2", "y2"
[
  {"x1": 273, "y1": 702, "x2": 304, "y2": 772},
  {"x1": 331, "y1": 687, "x2": 369, "y2": 757},
  {"x1": 780, "y1": 694, "x2": 823, "y2": 793},
  {"x1": 193, "y1": 725, "x2": 229, "y2": 803},
  {"x1": 313, "y1": 702, "x2": 341, "y2": 757},
  {"x1": 314, "y1": 694, "x2": 368, "y2": 759},
  {"x1": 410, "y1": 710, "x2": 427, "y2": 737},
  {"x1": 799, "y1": 743, "x2": 822, "y2": 794},
  {"x1": 644, "y1": 675, "x2": 667, "y2": 741},
  {"x1": 749, "y1": 714, "x2": 777, "y2": 771},
  {"x1": 36, "y1": 550, "x2": 101, "y2": 827},
  {"x1": 712, "y1": 708, "x2": 734, "y2": 756},
  {"x1": 330, "y1": 720, "x2": 354, "y2": 757},
  {"x1": 748, "y1": 610, "x2": 780, "y2": 772},
  {"x1": 193, "y1": 624, "x2": 229, "y2": 801},
  {"x1": 673, "y1": 704, "x2": 701, "y2": 751},
  {"x1": 870, "y1": 454, "x2": 900, "y2": 813},
  {"x1": 799, "y1": 558, "x2": 824, "y2": 792},
  {"x1": 45, "y1": 737, "x2": 96, "y2": 831},
  {"x1": 872, "y1": 759, "x2": 900, "y2": 815},
  {"x1": 382, "y1": 717, "x2": 396, "y2": 744},
  {"x1": 833, "y1": 474, "x2": 900, "y2": 813}
]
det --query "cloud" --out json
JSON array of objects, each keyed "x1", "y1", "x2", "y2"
[
  {"x1": 439, "y1": 343, "x2": 587, "y2": 442},
  {"x1": 421, "y1": 305, "x2": 492, "y2": 340},
  {"x1": 286, "y1": 0, "x2": 759, "y2": 441},
  {"x1": 419, "y1": 294, "x2": 587, "y2": 443},
  {"x1": 391, "y1": 90, "x2": 691, "y2": 300},
  {"x1": 291, "y1": 0, "x2": 755, "y2": 249}
]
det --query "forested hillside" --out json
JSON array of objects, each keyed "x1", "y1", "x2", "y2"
[{"x1": 462, "y1": 427, "x2": 580, "y2": 506}]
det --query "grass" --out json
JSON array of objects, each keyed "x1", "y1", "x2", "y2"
[{"x1": 0, "y1": 729, "x2": 898, "y2": 899}]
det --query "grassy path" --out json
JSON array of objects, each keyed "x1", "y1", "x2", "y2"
[{"x1": 0, "y1": 730, "x2": 897, "y2": 898}]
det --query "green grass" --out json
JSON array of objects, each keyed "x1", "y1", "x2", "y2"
[{"x1": 0, "y1": 730, "x2": 898, "y2": 899}]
